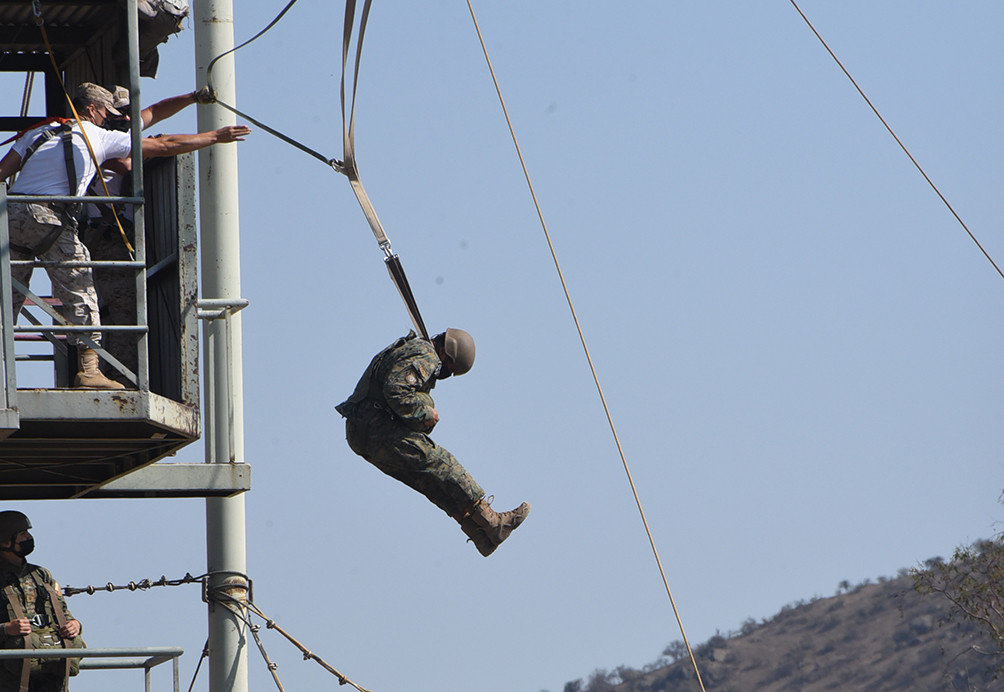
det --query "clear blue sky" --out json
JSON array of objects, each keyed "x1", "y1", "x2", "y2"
[{"x1": 6, "y1": 2, "x2": 1004, "y2": 692}]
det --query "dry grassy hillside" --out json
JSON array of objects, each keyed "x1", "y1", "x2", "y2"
[{"x1": 559, "y1": 574, "x2": 999, "y2": 692}]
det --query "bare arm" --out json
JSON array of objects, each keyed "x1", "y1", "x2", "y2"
[
  {"x1": 141, "y1": 87, "x2": 215, "y2": 129},
  {"x1": 141, "y1": 93, "x2": 195, "y2": 129},
  {"x1": 140, "y1": 125, "x2": 251, "y2": 158}
]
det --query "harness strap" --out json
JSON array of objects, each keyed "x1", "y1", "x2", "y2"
[
  {"x1": 12, "y1": 124, "x2": 83, "y2": 258},
  {"x1": 60, "y1": 127, "x2": 77, "y2": 198},
  {"x1": 340, "y1": 0, "x2": 429, "y2": 340},
  {"x1": 3, "y1": 585, "x2": 30, "y2": 692},
  {"x1": 18, "y1": 122, "x2": 71, "y2": 169},
  {"x1": 36, "y1": 581, "x2": 71, "y2": 692}
]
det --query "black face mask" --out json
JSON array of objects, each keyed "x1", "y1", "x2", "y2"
[
  {"x1": 13, "y1": 538, "x2": 34, "y2": 557},
  {"x1": 102, "y1": 116, "x2": 130, "y2": 132}
]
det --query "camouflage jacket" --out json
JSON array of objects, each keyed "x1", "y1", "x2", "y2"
[
  {"x1": 0, "y1": 560, "x2": 75, "y2": 648},
  {"x1": 336, "y1": 331, "x2": 440, "y2": 432}
]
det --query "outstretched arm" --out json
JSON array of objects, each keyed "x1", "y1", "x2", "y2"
[
  {"x1": 140, "y1": 125, "x2": 251, "y2": 158},
  {"x1": 141, "y1": 87, "x2": 215, "y2": 129}
]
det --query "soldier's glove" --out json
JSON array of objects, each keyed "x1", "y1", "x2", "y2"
[{"x1": 192, "y1": 86, "x2": 217, "y2": 104}]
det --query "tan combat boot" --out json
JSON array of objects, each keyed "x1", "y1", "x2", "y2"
[
  {"x1": 460, "y1": 516, "x2": 498, "y2": 557},
  {"x1": 470, "y1": 497, "x2": 530, "y2": 553},
  {"x1": 74, "y1": 349, "x2": 125, "y2": 390}
]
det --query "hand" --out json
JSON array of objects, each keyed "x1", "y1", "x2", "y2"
[
  {"x1": 57, "y1": 620, "x2": 81, "y2": 639},
  {"x1": 215, "y1": 125, "x2": 251, "y2": 143},
  {"x1": 192, "y1": 86, "x2": 217, "y2": 104},
  {"x1": 4, "y1": 619, "x2": 29, "y2": 636},
  {"x1": 425, "y1": 409, "x2": 439, "y2": 430}
]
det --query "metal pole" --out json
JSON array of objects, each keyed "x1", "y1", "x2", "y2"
[
  {"x1": 193, "y1": 4, "x2": 248, "y2": 692},
  {"x1": 125, "y1": 0, "x2": 149, "y2": 392}
]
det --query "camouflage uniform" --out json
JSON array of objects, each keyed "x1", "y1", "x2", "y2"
[
  {"x1": 0, "y1": 561, "x2": 77, "y2": 692},
  {"x1": 8, "y1": 203, "x2": 101, "y2": 348},
  {"x1": 80, "y1": 211, "x2": 136, "y2": 377},
  {"x1": 336, "y1": 332, "x2": 485, "y2": 518}
]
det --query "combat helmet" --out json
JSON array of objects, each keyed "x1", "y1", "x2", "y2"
[
  {"x1": 443, "y1": 328, "x2": 475, "y2": 376},
  {"x1": 0, "y1": 511, "x2": 30, "y2": 544}
]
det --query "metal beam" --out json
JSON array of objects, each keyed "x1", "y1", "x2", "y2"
[{"x1": 86, "y1": 463, "x2": 250, "y2": 498}]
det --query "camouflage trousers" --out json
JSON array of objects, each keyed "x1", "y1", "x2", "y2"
[
  {"x1": 0, "y1": 669, "x2": 68, "y2": 692},
  {"x1": 344, "y1": 403, "x2": 485, "y2": 518},
  {"x1": 8, "y1": 202, "x2": 100, "y2": 347},
  {"x1": 81, "y1": 220, "x2": 137, "y2": 377}
]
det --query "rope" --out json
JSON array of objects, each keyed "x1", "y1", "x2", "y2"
[
  {"x1": 788, "y1": 0, "x2": 1004, "y2": 282},
  {"x1": 65, "y1": 572, "x2": 375, "y2": 692},
  {"x1": 464, "y1": 3, "x2": 708, "y2": 691},
  {"x1": 31, "y1": 0, "x2": 134, "y2": 256},
  {"x1": 207, "y1": 585, "x2": 375, "y2": 692},
  {"x1": 185, "y1": 640, "x2": 209, "y2": 692}
]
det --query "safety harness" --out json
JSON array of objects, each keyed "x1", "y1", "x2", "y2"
[
  {"x1": 9, "y1": 122, "x2": 83, "y2": 258},
  {"x1": 2, "y1": 575, "x2": 76, "y2": 692}
]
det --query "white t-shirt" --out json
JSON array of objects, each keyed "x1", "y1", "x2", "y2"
[{"x1": 8, "y1": 121, "x2": 131, "y2": 197}]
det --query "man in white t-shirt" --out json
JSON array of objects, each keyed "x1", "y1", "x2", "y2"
[{"x1": 0, "y1": 82, "x2": 250, "y2": 389}]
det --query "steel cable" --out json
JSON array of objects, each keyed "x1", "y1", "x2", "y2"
[{"x1": 789, "y1": 0, "x2": 1003, "y2": 281}]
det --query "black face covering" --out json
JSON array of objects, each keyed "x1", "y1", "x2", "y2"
[
  {"x1": 102, "y1": 116, "x2": 130, "y2": 132},
  {"x1": 12, "y1": 538, "x2": 34, "y2": 557}
]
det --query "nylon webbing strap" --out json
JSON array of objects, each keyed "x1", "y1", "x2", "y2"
[
  {"x1": 17, "y1": 123, "x2": 67, "y2": 168},
  {"x1": 38, "y1": 580, "x2": 71, "y2": 691},
  {"x1": 340, "y1": 0, "x2": 429, "y2": 340},
  {"x1": 4, "y1": 585, "x2": 31, "y2": 692},
  {"x1": 340, "y1": 0, "x2": 388, "y2": 249},
  {"x1": 385, "y1": 255, "x2": 429, "y2": 340}
]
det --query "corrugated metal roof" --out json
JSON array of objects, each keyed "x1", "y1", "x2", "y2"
[{"x1": 0, "y1": 0, "x2": 118, "y2": 54}]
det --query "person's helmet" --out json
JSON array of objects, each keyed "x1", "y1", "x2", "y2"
[
  {"x1": 0, "y1": 511, "x2": 30, "y2": 543},
  {"x1": 443, "y1": 328, "x2": 475, "y2": 376}
]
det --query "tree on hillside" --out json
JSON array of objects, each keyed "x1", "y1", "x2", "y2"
[{"x1": 913, "y1": 535, "x2": 1004, "y2": 676}]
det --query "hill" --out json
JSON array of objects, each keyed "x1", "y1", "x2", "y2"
[{"x1": 559, "y1": 573, "x2": 1000, "y2": 692}]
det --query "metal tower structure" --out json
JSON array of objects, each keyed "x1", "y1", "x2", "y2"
[{"x1": 0, "y1": 1, "x2": 252, "y2": 691}]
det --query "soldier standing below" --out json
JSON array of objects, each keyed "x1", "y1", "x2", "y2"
[
  {"x1": 0, "y1": 82, "x2": 250, "y2": 390},
  {"x1": 0, "y1": 511, "x2": 82, "y2": 692},
  {"x1": 336, "y1": 329, "x2": 530, "y2": 557}
]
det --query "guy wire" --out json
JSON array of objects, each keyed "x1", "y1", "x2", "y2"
[
  {"x1": 789, "y1": 0, "x2": 1003, "y2": 282},
  {"x1": 464, "y1": 3, "x2": 707, "y2": 691}
]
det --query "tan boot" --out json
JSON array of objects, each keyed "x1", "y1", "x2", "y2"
[
  {"x1": 74, "y1": 349, "x2": 125, "y2": 390},
  {"x1": 460, "y1": 516, "x2": 498, "y2": 557},
  {"x1": 470, "y1": 497, "x2": 530, "y2": 552}
]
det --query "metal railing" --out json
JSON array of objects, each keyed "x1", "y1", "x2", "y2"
[
  {"x1": 0, "y1": 646, "x2": 183, "y2": 692},
  {"x1": 0, "y1": 185, "x2": 149, "y2": 390}
]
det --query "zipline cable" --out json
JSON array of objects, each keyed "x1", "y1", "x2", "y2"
[
  {"x1": 789, "y1": 0, "x2": 1004, "y2": 282},
  {"x1": 464, "y1": 3, "x2": 707, "y2": 691}
]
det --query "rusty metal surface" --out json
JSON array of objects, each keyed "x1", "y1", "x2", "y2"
[{"x1": 0, "y1": 389, "x2": 199, "y2": 499}]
